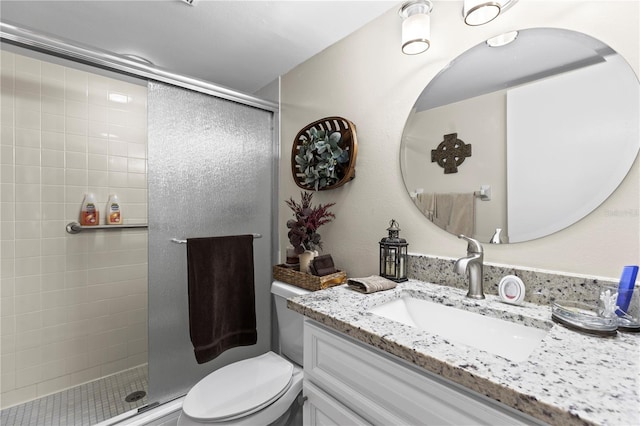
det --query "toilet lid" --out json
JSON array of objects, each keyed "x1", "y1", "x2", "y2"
[{"x1": 182, "y1": 352, "x2": 294, "y2": 422}]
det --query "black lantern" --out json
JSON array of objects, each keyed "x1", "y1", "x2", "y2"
[{"x1": 379, "y1": 219, "x2": 408, "y2": 282}]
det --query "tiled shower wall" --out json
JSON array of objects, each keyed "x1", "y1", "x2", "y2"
[{"x1": 0, "y1": 49, "x2": 148, "y2": 409}]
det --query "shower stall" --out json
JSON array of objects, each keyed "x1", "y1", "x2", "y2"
[{"x1": 0, "y1": 23, "x2": 278, "y2": 425}]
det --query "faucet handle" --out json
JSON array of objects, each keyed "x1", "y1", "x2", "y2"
[{"x1": 458, "y1": 234, "x2": 483, "y2": 254}]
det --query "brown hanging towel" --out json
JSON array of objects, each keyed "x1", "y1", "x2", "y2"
[{"x1": 186, "y1": 235, "x2": 257, "y2": 364}]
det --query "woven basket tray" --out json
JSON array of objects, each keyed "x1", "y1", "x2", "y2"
[{"x1": 273, "y1": 264, "x2": 347, "y2": 291}]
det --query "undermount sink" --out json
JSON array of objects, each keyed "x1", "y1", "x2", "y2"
[{"x1": 367, "y1": 296, "x2": 548, "y2": 362}]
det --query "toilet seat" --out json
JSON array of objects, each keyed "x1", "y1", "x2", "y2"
[{"x1": 182, "y1": 352, "x2": 294, "y2": 422}]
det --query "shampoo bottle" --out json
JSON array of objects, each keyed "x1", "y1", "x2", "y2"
[
  {"x1": 80, "y1": 193, "x2": 99, "y2": 226},
  {"x1": 106, "y1": 194, "x2": 122, "y2": 225}
]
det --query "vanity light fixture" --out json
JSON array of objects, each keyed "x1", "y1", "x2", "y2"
[
  {"x1": 463, "y1": 0, "x2": 518, "y2": 26},
  {"x1": 399, "y1": 0, "x2": 433, "y2": 55}
]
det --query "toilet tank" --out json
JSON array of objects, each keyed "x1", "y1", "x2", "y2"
[{"x1": 271, "y1": 281, "x2": 309, "y2": 366}]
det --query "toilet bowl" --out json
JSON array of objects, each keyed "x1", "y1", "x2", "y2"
[{"x1": 178, "y1": 281, "x2": 309, "y2": 425}]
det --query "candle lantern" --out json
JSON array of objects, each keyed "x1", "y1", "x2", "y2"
[{"x1": 379, "y1": 219, "x2": 408, "y2": 282}]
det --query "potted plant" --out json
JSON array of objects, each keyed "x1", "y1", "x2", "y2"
[{"x1": 285, "y1": 191, "x2": 335, "y2": 272}]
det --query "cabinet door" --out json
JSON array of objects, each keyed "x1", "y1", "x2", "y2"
[
  {"x1": 304, "y1": 381, "x2": 370, "y2": 426},
  {"x1": 305, "y1": 320, "x2": 543, "y2": 426}
]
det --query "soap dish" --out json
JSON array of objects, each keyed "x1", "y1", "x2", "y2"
[{"x1": 551, "y1": 301, "x2": 618, "y2": 336}]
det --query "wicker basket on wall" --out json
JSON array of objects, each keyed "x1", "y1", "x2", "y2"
[{"x1": 291, "y1": 116, "x2": 358, "y2": 191}]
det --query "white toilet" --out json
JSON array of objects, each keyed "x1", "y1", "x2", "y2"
[{"x1": 178, "y1": 281, "x2": 309, "y2": 426}]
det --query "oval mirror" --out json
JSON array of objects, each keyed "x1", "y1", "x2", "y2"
[{"x1": 400, "y1": 28, "x2": 639, "y2": 243}]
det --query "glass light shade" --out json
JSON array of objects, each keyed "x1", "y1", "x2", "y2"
[
  {"x1": 463, "y1": 0, "x2": 501, "y2": 26},
  {"x1": 486, "y1": 30, "x2": 519, "y2": 47},
  {"x1": 402, "y1": 13, "x2": 431, "y2": 55}
]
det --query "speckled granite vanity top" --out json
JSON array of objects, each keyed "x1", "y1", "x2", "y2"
[{"x1": 288, "y1": 280, "x2": 640, "y2": 426}]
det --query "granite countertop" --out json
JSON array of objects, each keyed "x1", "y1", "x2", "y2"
[{"x1": 288, "y1": 280, "x2": 640, "y2": 426}]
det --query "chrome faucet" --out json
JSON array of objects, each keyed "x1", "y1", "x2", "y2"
[{"x1": 454, "y1": 235, "x2": 485, "y2": 299}]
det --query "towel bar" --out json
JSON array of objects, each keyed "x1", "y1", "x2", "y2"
[{"x1": 171, "y1": 233, "x2": 262, "y2": 244}]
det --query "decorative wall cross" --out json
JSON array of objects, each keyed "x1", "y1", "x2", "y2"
[{"x1": 431, "y1": 133, "x2": 472, "y2": 174}]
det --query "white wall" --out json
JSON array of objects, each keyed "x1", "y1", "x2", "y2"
[
  {"x1": 0, "y1": 49, "x2": 148, "y2": 408},
  {"x1": 280, "y1": 0, "x2": 639, "y2": 280}
]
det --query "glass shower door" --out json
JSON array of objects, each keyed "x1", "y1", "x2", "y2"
[{"x1": 147, "y1": 81, "x2": 275, "y2": 405}]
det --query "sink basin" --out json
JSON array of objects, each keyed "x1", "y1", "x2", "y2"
[{"x1": 367, "y1": 296, "x2": 548, "y2": 362}]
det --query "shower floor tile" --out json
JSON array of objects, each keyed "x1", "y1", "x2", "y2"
[{"x1": 1, "y1": 365, "x2": 148, "y2": 426}]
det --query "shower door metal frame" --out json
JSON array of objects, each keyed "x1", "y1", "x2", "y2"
[{"x1": 0, "y1": 22, "x2": 278, "y2": 112}]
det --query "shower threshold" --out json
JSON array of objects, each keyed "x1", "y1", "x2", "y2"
[{"x1": 0, "y1": 365, "x2": 148, "y2": 426}]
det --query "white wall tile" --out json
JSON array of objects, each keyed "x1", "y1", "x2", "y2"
[
  {"x1": 41, "y1": 149, "x2": 64, "y2": 168},
  {"x1": 65, "y1": 169, "x2": 87, "y2": 187},
  {"x1": 41, "y1": 220, "x2": 65, "y2": 238},
  {"x1": 14, "y1": 56, "x2": 40, "y2": 76},
  {"x1": 40, "y1": 273, "x2": 64, "y2": 292},
  {"x1": 14, "y1": 108, "x2": 40, "y2": 131},
  {"x1": 64, "y1": 68, "x2": 88, "y2": 102},
  {"x1": 14, "y1": 221, "x2": 40, "y2": 240},
  {"x1": 108, "y1": 171, "x2": 128, "y2": 188},
  {"x1": 41, "y1": 185, "x2": 65, "y2": 204},
  {"x1": 65, "y1": 134, "x2": 87, "y2": 154},
  {"x1": 1, "y1": 241, "x2": 15, "y2": 260},
  {"x1": 88, "y1": 153, "x2": 108, "y2": 171},
  {"x1": 1, "y1": 183, "x2": 15, "y2": 202},
  {"x1": 1, "y1": 315, "x2": 15, "y2": 336},
  {"x1": 15, "y1": 147, "x2": 40, "y2": 167},
  {"x1": 88, "y1": 137, "x2": 108, "y2": 155},
  {"x1": 14, "y1": 256, "x2": 40, "y2": 278},
  {"x1": 14, "y1": 75, "x2": 40, "y2": 97},
  {"x1": 15, "y1": 128, "x2": 40, "y2": 149},
  {"x1": 1, "y1": 259, "x2": 15, "y2": 279},
  {"x1": 15, "y1": 166, "x2": 40, "y2": 185},
  {"x1": 41, "y1": 77, "x2": 65, "y2": 99},
  {"x1": 15, "y1": 311, "x2": 42, "y2": 333},
  {"x1": 15, "y1": 96, "x2": 40, "y2": 114},
  {"x1": 0, "y1": 124, "x2": 14, "y2": 147},
  {"x1": 88, "y1": 75, "x2": 109, "y2": 106},
  {"x1": 65, "y1": 117, "x2": 88, "y2": 136},
  {"x1": 41, "y1": 255, "x2": 66, "y2": 274},
  {"x1": 2, "y1": 50, "x2": 149, "y2": 407},
  {"x1": 14, "y1": 276, "x2": 40, "y2": 297},
  {"x1": 66, "y1": 100, "x2": 88, "y2": 120},
  {"x1": 41, "y1": 131, "x2": 64, "y2": 151},
  {"x1": 108, "y1": 139, "x2": 128, "y2": 157},
  {"x1": 1, "y1": 105, "x2": 15, "y2": 127},
  {"x1": 15, "y1": 202, "x2": 41, "y2": 222},
  {"x1": 108, "y1": 156, "x2": 127, "y2": 172},
  {"x1": 15, "y1": 184, "x2": 40, "y2": 202},
  {"x1": 41, "y1": 113, "x2": 65, "y2": 134},
  {"x1": 41, "y1": 96, "x2": 64, "y2": 115},
  {"x1": 65, "y1": 151, "x2": 87, "y2": 170},
  {"x1": 88, "y1": 170, "x2": 108, "y2": 187},
  {"x1": 41, "y1": 168, "x2": 64, "y2": 185},
  {"x1": 14, "y1": 239, "x2": 40, "y2": 259}
]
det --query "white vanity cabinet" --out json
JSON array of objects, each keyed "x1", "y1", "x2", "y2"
[{"x1": 303, "y1": 320, "x2": 545, "y2": 426}]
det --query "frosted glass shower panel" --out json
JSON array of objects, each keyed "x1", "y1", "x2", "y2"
[{"x1": 147, "y1": 82, "x2": 274, "y2": 403}]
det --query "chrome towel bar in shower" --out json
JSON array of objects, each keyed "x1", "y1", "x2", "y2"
[{"x1": 171, "y1": 233, "x2": 262, "y2": 244}]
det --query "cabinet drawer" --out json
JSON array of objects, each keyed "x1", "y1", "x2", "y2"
[
  {"x1": 304, "y1": 320, "x2": 539, "y2": 426},
  {"x1": 304, "y1": 381, "x2": 370, "y2": 426}
]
